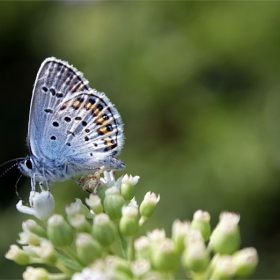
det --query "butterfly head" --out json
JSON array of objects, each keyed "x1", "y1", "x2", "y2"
[{"x1": 18, "y1": 157, "x2": 35, "y2": 178}]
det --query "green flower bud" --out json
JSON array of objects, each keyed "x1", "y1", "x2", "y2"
[
  {"x1": 151, "y1": 238, "x2": 179, "y2": 271},
  {"x1": 134, "y1": 236, "x2": 151, "y2": 260},
  {"x1": 18, "y1": 231, "x2": 40, "y2": 246},
  {"x1": 96, "y1": 184, "x2": 107, "y2": 203},
  {"x1": 105, "y1": 256, "x2": 133, "y2": 277},
  {"x1": 22, "y1": 245, "x2": 40, "y2": 258},
  {"x1": 68, "y1": 214, "x2": 91, "y2": 233},
  {"x1": 92, "y1": 213, "x2": 116, "y2": 247},
  {"x1": 65, "y1": 199, "x2": 89, "y2": 219},
  {"x1": 131, "y1": 259, "x2": 151, "y2": 277},
  {"x1": 171, "y1": 220, "x2": 190, "y2": 252},
  {"x1": 22, "y1": 220, "x2": 46, "y2": 238},
  {"x1": 210, "y1": 212, "x2": 240, "y2": 255},
  {"x1": 47, "y1": 214, "x2": 73, "y2": 247},
  {"x1": 139, "y1": 192, "x2": 160, "y2": 218},
  {"x1": 5, "y1": 244, "x2": 30, "y2": 265},
  {"x1": 120, "y1": 174, "x2": 139, "y2": 201},
  {"x1": 147, "y1": 229, "x2": 166, "y2": 243},
  {"x1": 211, "y1": 255, "x2": 236, "y2": 279},
  {"x1": 233, "y1": 247, "x2": 258, "y2": 277},
  {"x1": 119, "y1": 206, "x2": 139, "y2": 236},
  {"x1": 120, "y1": 183, "x2": 135, "y2": 201},
  {"x1": 23, "y1": 266, "x2": 49, "y2": 280},
  {"x1": 191, "y1": 210, "x2": 211, "y2": 241},
  {"x1": 103, "y1": 187, "x2": 125, "y2": 220},
  {"x1": 185, "y1": 229, "x2": 204, "y2": 246},
  {"x1": 85, "y1": 194, "x2": 103, "y2": 214},
  {"x1": 76, "y1": 233, "x2": 102, "y2": 265},
  {"x1": 181, "y1": 242, "x2": 209, "y2": 273},
  {"x1": 38, "y1": 241, "x2": 57, "y2": 265}
]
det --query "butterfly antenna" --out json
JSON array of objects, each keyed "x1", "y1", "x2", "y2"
[
  {"x1": 15, "y1": 174, "x2": 23, "y2": 201},
  {"x1": 0, "y1": 162, "x2": 19, "y2": 178},
  {"x1": 0, "y1": 158, "x2": 25, "y2": 168}
]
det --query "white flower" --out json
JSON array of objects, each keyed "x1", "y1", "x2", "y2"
[
  {"x1": 122, "y1": 174, "x2": 140, "y2": 186},
  {"x1": 128, "y1": 197, "x2": 139, "y2": 208},
  {"x1": 16, "y1": 191, "x2": 55, "y2": 220},
  {"x1": 147, "y1": 229, "x2": 166, "y2": 242},
  {"x1": 72, "y1": 267, "x2": 105, "y2": 280},
  {"x1": 102, "y1": 170, "x2": 123, "y2": 189}
]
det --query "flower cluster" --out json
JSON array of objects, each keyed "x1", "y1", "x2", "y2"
[{"x1": 6, "y1": 171, "x2": 258, "y2": 280}]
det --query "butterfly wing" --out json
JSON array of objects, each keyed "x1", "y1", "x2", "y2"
[
  {"x1": 28, "y1": 57, "x2": 124, "y2": 172},
  {"x1": 42, "y1": 90, "x2": 124, "y2": 170},
  {"x1": 28, "y1": 57, "x2": 90, "y2": 158}
]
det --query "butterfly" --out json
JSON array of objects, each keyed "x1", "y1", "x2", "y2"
[{"x1": 16, "y1": 57, "x2": 125, "y2": 191}]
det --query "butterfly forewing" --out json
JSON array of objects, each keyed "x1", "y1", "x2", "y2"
[{"x1": 28, "y1": 58, "x2": 90, "y2": 157}]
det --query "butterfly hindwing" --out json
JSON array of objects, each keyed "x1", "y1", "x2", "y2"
[{"x1": 42, "y1": 90, "x2": 124, "y2": 165}]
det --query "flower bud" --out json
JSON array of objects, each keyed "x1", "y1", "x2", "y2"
[
  {"x1": 22, "y1": 245, "x2": 40, "y2": 258},
  {"x1": 85, "y1": 194, "x2": 103, "y2": 214},
  {"x1": 120, "y1": 174, "x2": 139, "y2": 201},
  {"x1": 23, "y1": 266, "x2": 49, "y2": 280},
  {"x1": 191, "y1": 210, "x2": 211, "y2": 241},
  {"x1": 92, "y1": 213, "x2": 116, "y2": 247},
  {"x1": 38, "y1": 241, "x2": 57, "y2": 265},
  {"x1": 139, "y1": 192, "x2": 160, "y2": 219},
  {"x1": 72, "y1": 267, "x2": 105, "y2": 280},
  {"x1": 18, "y1": 231, "x2": 40, "y2": 246},
  {"x1": 47, "y1": 214, "x2": 73, "y2": 247},
  {"x1": 131, "y1": 259, "x2": 150, "y2": 277},
  {"x1": 185, "y1": 229, "x2": 204, "y2": 246},
  {"x1": 103, "y1": 187, "x2": 125, "y2": 220},
  {"x1": 96, "y1": 184, "x2": 107, "y2": 203},
  {"x1": 150, "y1": 238, "x2": 179, "y2": 271},
  {"x1": 119, "y1": 206, "x2": 139, "y2": 236},
  {"x1": 134, "y1": 236, "x2": 151, "y2": 260},
  {"x1": 171, "y1": 220, "x2": 190, "y2": 252},
  {"x1": 22, "y1": 219, "x2": 46, "y2": 238},
  {"x1": 68, "y1": 214, "x2": 91, "y2": 233},
  {"x1": 65, "y1": 199, "x2": 89, "y2": 219},
  {"x1": 76, "y1": 233, "x2": 102, "y2": 265},
  {"x1": 17, "y1": 191, "x2": 54, "y2": 221},
  {"x1": 181, "y1": 241, "x2": 209, "y2": 273},
  {"x1": 211, "y1": 255, "x2": 236, "y2": 279},
  {"x1": 147, "y1": 229, "x2": 166, "y2": 243},
  {"x1": 233, "y1": 247, "x2": 258, "y2": 277},
  {"x1": 5, "y1": 244, "x2": 30, "y2": 265},
  {"x1": 105, "y1": 255, "x2": 132, "y2": 277},
  {"x1": 210, "y1": 212, "x2": 240, "y2": 255}
]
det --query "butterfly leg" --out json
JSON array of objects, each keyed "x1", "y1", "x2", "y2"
[{"x1": 31, "y1": 175, "x2": 36, "y2": 191}]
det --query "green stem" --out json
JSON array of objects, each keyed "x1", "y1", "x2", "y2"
[
  {"x1": 56, "y1": 260, "x2": 76, "y2": 276},
  {"x1": 63, "y1": 246, "x2": 85, "y2": 268},
  {"x1": 191, "y1": 272, "x2": 206, "y2": 280},
  {"x1": 127, "y1": 236, "x2": 134, "y2": 261},
  {"x1": 48, "y1": 273, "x2": 69, "y2": 280},
  {"x1": 139, "y1": 216, "x2": 147, "y2": 227},
  {"x1": 114, "y1": 220, "x2": 127, "y2": 259},
  {"x1": 164, "y1": 272, "x2": 174, "y2": 279}
]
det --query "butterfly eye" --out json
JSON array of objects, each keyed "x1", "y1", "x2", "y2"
[{"x1": 25, "y1": 159, "x2": 33, "y2": 169}]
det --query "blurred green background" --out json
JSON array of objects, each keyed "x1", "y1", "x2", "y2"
[{"x1": 1, "y1": 1, "x2": 280, "y2": 278}]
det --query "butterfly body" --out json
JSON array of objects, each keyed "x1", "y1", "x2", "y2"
[{"x1": 18, "y1": 57, "x2": 125, "y2": 190}]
